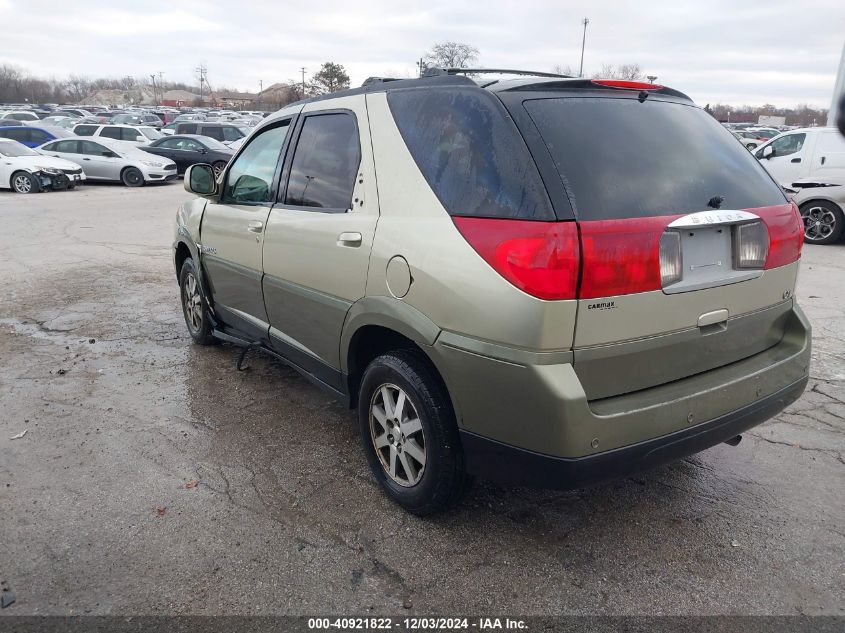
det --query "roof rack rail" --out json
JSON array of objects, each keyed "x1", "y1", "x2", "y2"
[
  {"x1": 423, "y1": 68, "x2": 573, "y2": 79},
  {"x1": 361, "y1": 76, "x2": 402, "y2": 87}
]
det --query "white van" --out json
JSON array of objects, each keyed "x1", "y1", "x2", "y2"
[{"x1": 754, "y1": 127, "x2": 845, "y2": 187}]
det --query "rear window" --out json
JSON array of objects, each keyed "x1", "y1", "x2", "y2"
[
  {"x1": 523, "y1": 97, "x2": 786, "y2": 221},
  {"x1": 388, "y1": 88, "x2": 553, "y2": 220}
]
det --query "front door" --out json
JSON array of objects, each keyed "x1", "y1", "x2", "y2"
[
  {"x1": 758, "y1": 132, "x2": 808, "y2": 186},
  {"x1": 262, "y1": 96, "x2": 378, "y2": 388},
  {"x1": 80, "y1": 140, "x2": 122, "y2": 180},
  {"x1": 200, "y1": 118, "x2": 294, "y2": 340}
]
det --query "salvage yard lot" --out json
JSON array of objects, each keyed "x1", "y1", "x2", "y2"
[{"x1": 0, "y1": 184, "x2": 843, "y2": 615}]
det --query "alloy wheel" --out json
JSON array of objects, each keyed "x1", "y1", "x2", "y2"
[
  {"x1": 369, "y1": 383, "x2": 426, "y2": 487},
  {"x1": 13, "y1": 174, "x2": 32, "y2": 193},
  {"x1": 182, "y1": 272, "x2": 203, "y2": 333},
  {"x1": 802, "y1": 205, "x2": 837, "y2": 242}
]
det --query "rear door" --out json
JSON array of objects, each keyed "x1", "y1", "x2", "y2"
[
  {"x1": 261, "y1": 96, "x2": 377, "y2": 386},
  {"x1": 199, "y1": 118, "x2": 294, "y2": 340},
  {"x1": 512, "y1": 93, "x2": 802, "y2": 400}
]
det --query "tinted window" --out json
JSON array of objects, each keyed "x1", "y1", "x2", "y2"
[
  {"x1": 388, "y1": 88, "x2": 553, "y2": 219},
  {"x1": 202, "y1": 126, "x2": 224, "y2": 141},
  {"x1": 81, "y1": 141, "x2": 110, "y2": 156},
  {"x1": 222, "y1": 126, "x2": 244, "y2": 141},
  {"x1": 52, "y1": 140, "x2": 80, "y2": 153},
  {"x1": 29, "y1": 129, "x2": 50, "y2": 143},
  {"x1": 769, "y1": 133, "x2": 806, "y2": 158},
  {"x1": 3, "y1": 128, "x2": 30, "y2": 142},
  {"x1": 100, "y1": 127, "x2": 122, "y2": 140},
  {"x1": 524, "y1": 98, "x2": 786, "y2": 221},
  {"x1": 156, "y1": 137, "x2": 182, "y2": 149},
  {"x1": 74, "y1": 125, "x2": 98, "y2": 136},
  {"x1": 284, "y1": 113, "x2": 360, "y2": 210},
  {"x1": 223, "y1": 122, "x2": 289, "y2": 204}
]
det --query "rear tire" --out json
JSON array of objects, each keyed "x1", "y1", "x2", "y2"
[
  {"x1": 11, "y1": 171, "x2": 37, "y2": 194},
  {"x1": 800, "y1": 200, "x2": 843, "y2": 245},
  {"x1": 179, "y1": 258, "x2": 216, "y2": 345},
  {"x1": 121, "y1": 167, "x2": 145, "y2": 187},
  {"x1": 358, "y1": 350, "x2": 471, "y2": 515}
]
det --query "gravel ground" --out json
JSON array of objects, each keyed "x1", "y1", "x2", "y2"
[{"x1": 0, "y1": 184, "x2": 843, "y2": 616}]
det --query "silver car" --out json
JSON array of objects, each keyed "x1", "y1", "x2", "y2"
[{"x1": 37, "y1": 136, "x2": 176, "y2": 187}]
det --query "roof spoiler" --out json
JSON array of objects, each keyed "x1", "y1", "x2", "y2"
[{"x1": 423, "y1": 68, "x2": 573, "y2": 79}]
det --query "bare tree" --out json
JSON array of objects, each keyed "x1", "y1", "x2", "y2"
[
  {"x1": 64, "y1": 75, "x2": 91, "y2": 102},
  {"x1": 553, "y1": 64, "x2": 575, "y2": 77},
  {"x1": 592, "y1": 63, "x2": 643, "y2": 80},
  {"x1": 425, "y1": 41, "x2": 479, "y2": 69}
]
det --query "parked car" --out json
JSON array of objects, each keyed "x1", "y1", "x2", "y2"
[
  {"x1": 38, "y1": 137, "x2": 176, "y2": 186},
  {"x1": 0, "y1": 125, "x2": 73, "y2": 147},
  {"x1": 0, "y1": 118, "x2": 26, "y2": 126},
  {"x1": 787, "y1": 180, "x2": 845, "y2": 245},
  {"x1": 732, "y1": 130, "x2": 762, "y2": 150},
  {"x1": 754, "y1": 127, "x2": 845, "y2": 187},
  {"x1": 141, "y1": 134, "x2": 234, "y2": 177},
  {"x1": 57, "y1": 108, "x2": 93, "y2": 118},
  {"x1": 173, "y1": 113, "x2": 207, "y2": 123},
  {"x1": 0, "y1": 138, "x2": 84, "y2": 193},
  {"x1": 111, "y1": 113, "x2": 164, "y2": 129},
  {"x1": 172, "y1": 73, "x2": 809, "y2": 514},
  {"x1": 172, "y1": 121, "x2": 245, "y2": 144},
  {"x1": 72, "y1": 123, "x2": 163, "y2": 145},
  {"x1": 0, "y1": 110, "x2": 41, "y2": 122},
  {"x1": 747, "y1": 127, "x2": 780, "y2": 140}
]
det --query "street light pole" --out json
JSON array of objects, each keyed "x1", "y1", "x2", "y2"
[
  {"x1": 300, "y1": 67, "x2": 306, "y2": 96},
  {"x1": 579, "y1": 18, "x2": 589, "y2": 77}
]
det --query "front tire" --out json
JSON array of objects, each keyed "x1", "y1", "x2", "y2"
[
  {"x1": 358, "y1": 350, "x2": 470, "y2": 515},
  {"x1": 121, "y1": 167, "x2": 145, "y2": 187},
  {"x1": 11, "y1": 171, "x2": 37, "y2": 194},
  {"x1": 179, "y1": 258, "x2": 216, "y2": 345},
  {"x1": 800, "y1": 200, "x2": 843, "y2": 245}
]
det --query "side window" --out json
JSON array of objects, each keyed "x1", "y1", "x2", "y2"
[
  {"x1": 387, "y1": 88, "x2": 554, "y2": 219},
  {"x1": 181, "y1": 123, "x2": 198, "y2": 134},
  {"x1": 203, "y1": 127, "x2": 224, "y2": 141},
  {"x1": 222, "y1": 122, "x2": 289, "y2": 204},
  {"x1": 5, "y1": 128, "x2": 30, "y2": 142},
  {"x1": 222, "y1": 126, "x2": 243, "y2": 141},
  {"x1": 54, "y1": 140, "x2": 80, "y2": 153},
  {"x1": 100, "y1": 127, "x2": 122, "y2": 140},
  {"x1": 771, "y1": 133, "x2": 806, "y2": 158},
  {"x1": 284, "y1": 113, "x2": 361, "y2": 210},
  {"x1": 182, "y1": 140, "x2": 203, "y2": 152},
  {"x1": 29, "y1": 129, "x2": 50, "y2": 144},
  {"x1": 121, "y1": 128, "x2": 141, "y2": 141},
  {"x1": 81, "y1": 141, "x2": 110, "y2": 156},
  {"x1": 74, "y1": 125, "x2": 97, "y2": 136}
]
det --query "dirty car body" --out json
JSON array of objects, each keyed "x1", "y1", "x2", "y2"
[{"x1": 171, "y1": 71, "x2": 810, "y2": 514}]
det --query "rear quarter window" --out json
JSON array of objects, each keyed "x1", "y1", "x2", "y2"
[
  {"x1": 523, "y1": 97, "x2": 786, "y2": 220},
  {"x1": 387, "y1": 87, "x2": 554, "y2": 220}
]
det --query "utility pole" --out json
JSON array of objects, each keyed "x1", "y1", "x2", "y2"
[
  {"x1": 579, "y1": 18, "x2": 589, "y2": 77},
  {"x1": 417, "y1": 57, "x2": 426, "y2": 77},
  {"x1": 150, "y1": 74, "x2": 157, "y2": 106},
  {"x1": 300, "y1": 67, "x2": 306, "y2": 96},
  {"x1": 646, "y1": 75, "x2": 658, "y2": 83},
  {"x1": 195, "y1": 64, "x2": 207, "y2": 105},
  {"x1": 258, "y1": 79, "x2": 263, "y2": 109}
]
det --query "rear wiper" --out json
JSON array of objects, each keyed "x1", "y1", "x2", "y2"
[{"x1": 707, "y1": 195, "x2": 725, "y2": 209}]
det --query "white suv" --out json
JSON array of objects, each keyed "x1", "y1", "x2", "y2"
[{"x1": 72, "y1": 124, "x2": 163, "y2": 146}]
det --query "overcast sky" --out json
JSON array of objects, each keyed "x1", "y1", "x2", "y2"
[{"x1": 1, "y1": 0, "x2": 843, "y2": 107}]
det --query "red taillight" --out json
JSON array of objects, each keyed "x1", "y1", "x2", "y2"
[
  {"x1": 591, "y1": 79, "x2": 663, "y2": 91},
  {"x1": 578, "y1": 216, "x2": 674, "y2": 299},
  {"x1": 452, "y1": 217, "x2": 580, "y2": 300},
  {"x1": 755, "y1": 203, "x2": 803, "y2": 269}
]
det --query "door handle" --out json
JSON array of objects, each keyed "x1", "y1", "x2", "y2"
[
  {"x1": 821, "y1": 156, "x2": 826, "y2": 165},
  {"x1": 790, "y1": 158, "x2": 801, "y2": 163},
  {"x1": 337, "y1": 231, "x2": 362, "y2": 247},
  {"x1": 247, "y1": 220, "x2": 264, "y2": 233},
  {"x1": 82, "y1": 157, "x2": 91, "y2": 161}
]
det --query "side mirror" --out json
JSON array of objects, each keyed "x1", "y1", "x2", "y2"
[
  {"x1": 185, "y1": 164, "x2": 217, "y2": 197},
  {"x1": 762, "y1": 145, "x2": 774, "y2": 159}
]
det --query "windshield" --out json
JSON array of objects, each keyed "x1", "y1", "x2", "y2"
[
  {"x1": 139, "y1": 127, "x2": 163, "y2": 140},
  {"x1": 523, "y1": 97, "x2": 786, "y2": 221},
  {"x1": 0, "y1": 142, "x2": 39, "y2": 157}
]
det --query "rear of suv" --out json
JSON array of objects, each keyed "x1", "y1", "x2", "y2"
[{"x1": 173, "y1": 71, "x2": 810, "y2": 515}]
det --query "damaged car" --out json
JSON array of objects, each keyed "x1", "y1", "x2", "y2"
[{"x1": 0, "y1": 139, "x2": 84, "y2": 193}]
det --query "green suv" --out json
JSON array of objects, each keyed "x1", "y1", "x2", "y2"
[{"x1": 173, "y1": 71, "x2": 810, "y2": 514}]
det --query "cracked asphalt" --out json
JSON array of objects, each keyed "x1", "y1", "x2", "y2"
[{"x1": 0, "y1": 184, "x2": 843, "y2": 616}]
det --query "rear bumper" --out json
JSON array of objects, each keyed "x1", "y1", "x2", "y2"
[
  {"x1": 430, "y1": 303, "x2": 811, "y2": 488},
  {"x1": 460, "y1": 375, "x2": 807, "y2": 489}
]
